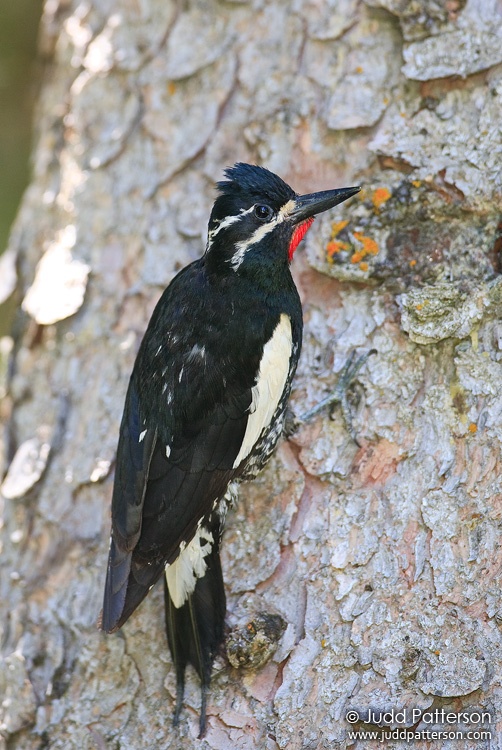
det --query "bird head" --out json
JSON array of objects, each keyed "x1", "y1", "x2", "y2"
[{"x1": 205, "y1": 163, "x2": 359, "y2": 277}]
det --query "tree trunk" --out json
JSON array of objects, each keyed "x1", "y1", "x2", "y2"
[{"x1": 1, "y1": 0, "x2": 501, "y2": 747}]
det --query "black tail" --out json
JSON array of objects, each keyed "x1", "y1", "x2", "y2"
[{"x1": 164, "y1": 539, "x2": 226, "y2": 738}]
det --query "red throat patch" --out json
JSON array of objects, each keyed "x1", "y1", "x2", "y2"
[{"x1": 288, "y1": 217, "x2": 314, "y2": 261}]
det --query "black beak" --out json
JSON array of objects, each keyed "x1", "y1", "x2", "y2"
[{"x1": 290, "y1": 186, "x2": 360, "y2": 224}]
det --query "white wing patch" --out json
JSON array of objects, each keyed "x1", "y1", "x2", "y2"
[
  {"x1": 233, "y1": 314, "x2": 292, "y2": 468},
  {"x1": 165, "y1": 525, "x2": 214, "y2": 608}
]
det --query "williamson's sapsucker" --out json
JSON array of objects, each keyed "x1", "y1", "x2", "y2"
[{"x1": 101, "y1": 164, "x2": 359, "y2": 735}]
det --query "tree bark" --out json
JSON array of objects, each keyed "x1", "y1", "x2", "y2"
[{"x1": 1, "y1": 0, "x2": 502, "y2": 748}]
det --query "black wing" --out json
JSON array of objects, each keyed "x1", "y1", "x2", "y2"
[
  {"x1": 101, "y1": 263, "x2": 264, "y2": 632},
  {"x1": 102, "y1": 375, "x2": 252, "y2": 632}
]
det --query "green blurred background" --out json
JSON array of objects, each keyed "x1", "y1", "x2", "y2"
[{"x1": 0, "y1": 0, "x2": 43, "y2": 332}]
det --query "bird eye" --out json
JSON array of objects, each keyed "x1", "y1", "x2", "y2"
[{"x1": 254, "y1": 204, "x2": 273, "y2": 221}]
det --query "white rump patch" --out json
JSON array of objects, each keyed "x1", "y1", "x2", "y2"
[
  {"x1": 165, "y1": 526, "x2": 214, "y2": 608},
  {"x1": 233, "y1": 314, "x2": 292, "y2": 468}
]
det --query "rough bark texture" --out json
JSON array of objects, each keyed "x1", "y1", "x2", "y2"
[{"x1": 1, "y1": 0, "x2": 502, "y2": 748}]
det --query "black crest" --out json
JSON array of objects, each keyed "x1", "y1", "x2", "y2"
[{"x1": 210, "y1": 163, "x2": 296, "y2": 225}]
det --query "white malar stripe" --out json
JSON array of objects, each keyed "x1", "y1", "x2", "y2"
[
  {"x1": 233, "y1": 313, "x2": 292, "y2": 468},
  {"x1": 230, "y1": 199, "x2": 296, "y2": 271},
  {"x1": 165, "y1": 526, "x2": 214, "y2": 608},
  {"x1": 231, "y1": 222, "x2": 276, "y2": 270}
]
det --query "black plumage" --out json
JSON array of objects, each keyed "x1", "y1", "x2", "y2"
[{"x1": 101, "y1": 163, "x2": 359, "y2": 735}]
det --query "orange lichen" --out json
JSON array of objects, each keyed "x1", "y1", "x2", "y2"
[
  {"x1": 353, "y1": 232, "x2": 379, "y2": 256},
  {"x1": 326, "y1": 221, "x2": 379, "y2": 269},
  {"x1": 412, "y1": 180, "x2": 422, "y2": 188},
  {"x1": 355, "y1": 66, "x2": 364, "y2": 74},
  {"x1": 372, "y1": 187, "x2": 391, "y2": 209},
  {"x1": 326, "y1": 240, "x2": 350, "y2": 259},
  {"x1": 326, "y1": 219, "x2": 352, "y2": 261},
  {"x1": 415, "y1": 304, "x2": 423, "y2": 310},
  {"x1": 327, "y1": 241, "x2": 340, "y2": 255},
  {"x1": 168, "y1": 81, "x2": 176, "y2": 95},
  {"x1": 331, "y1": 219, "x2": 350, "y2": 237},
  {"x1": 468, "y1": 423, "x2": 477, "y2": 433},
  {"x1": 409, "y1": 259, "x2": 417, "y2": 267}
]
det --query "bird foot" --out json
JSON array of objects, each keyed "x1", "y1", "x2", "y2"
[{"x1": 287, "y1": 349, "x2": 376, "y2": 446}]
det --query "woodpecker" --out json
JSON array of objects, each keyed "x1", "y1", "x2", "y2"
[{"x1": 101, "y1": 163, "x2": 359, "y2": 736}]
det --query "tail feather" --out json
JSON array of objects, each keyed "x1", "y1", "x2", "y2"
[
  {"x1": 164, "y1": 539, "x2": 226, "y2": 738},
  {"x1": 101, "y1": 538, "x2": 164, "y2": 632}
]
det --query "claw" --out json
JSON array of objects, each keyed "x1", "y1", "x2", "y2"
[
  {"x1": 290, "y1": 349, "x2": 376, "y2": 446},
  {"x1": 283, "y1": 407, "x2": 301, "y2": 438}
]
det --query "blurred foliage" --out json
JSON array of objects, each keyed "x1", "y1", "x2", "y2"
[{"x1": 0, "y1": 0, "x2": 42, "y2": 333}]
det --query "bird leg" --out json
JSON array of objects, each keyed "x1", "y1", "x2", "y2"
[{"x1": 285, "y1": 349, "x2": 376, "y2": 446}]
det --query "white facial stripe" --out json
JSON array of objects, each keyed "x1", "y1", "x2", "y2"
[
  {"x1": 210, "y1": 213, "x2": 241, "y2": 237},
  {"x1": 206, "y1": 205, "x2": 256, "y2": 250},
  {"x1": 233, "y1": 314, "x2": 292, "y2": 468},
  {"x1": 230, "y1": 199, "x2": 297, "y2": 271},
  {"x1": 165, "y1": 525, "x2": 214, "y2": 608},
  {"x1": 231, "y1": 221, "x2": 276, "y2": 270}
]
